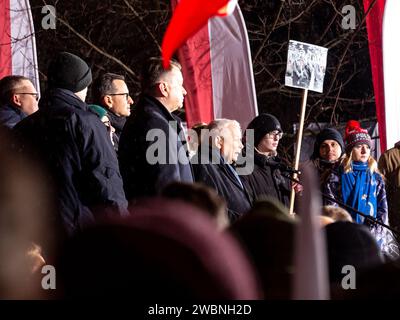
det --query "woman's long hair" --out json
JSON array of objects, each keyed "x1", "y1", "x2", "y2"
[{"x1": 342, "y1": 149, "x2": 382, "y2": 177}]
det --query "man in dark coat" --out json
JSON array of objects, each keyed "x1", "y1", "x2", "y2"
[
  {"x1": 119, "y1": 58, "x2": 193, "y2": 200},
  {"x1": 192, "y1": 119, "x2": 251, "y2": 222},
  {"x1": 91, "y1": 73, "x2": 134, "y2": 151},
  {"x1": 14, "y1": 52, "x2": 128, "y2": 236},
  {"x1": 0, "y1": 75, "x2": 39, "y2": 129}
]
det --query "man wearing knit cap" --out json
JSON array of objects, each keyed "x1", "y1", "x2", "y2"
[
  {"x1": 14, "y1": 52, "x2": 128, "y2": 236},
  {"x1": 306, "y1": 127, "x2": 345, "y2": 190}
]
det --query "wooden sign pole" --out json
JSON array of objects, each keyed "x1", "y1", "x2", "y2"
[{"x1": 289, "y1": 88, "x2": 308, "y2": 215}]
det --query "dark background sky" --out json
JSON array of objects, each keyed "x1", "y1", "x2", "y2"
[{"x1": 30, "y1": 0, "x2": 375, "y2": 160}]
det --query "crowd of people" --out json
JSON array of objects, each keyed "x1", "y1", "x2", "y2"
[{"x1": 1, "y1": 51, "x2": 400, "y2": 299}]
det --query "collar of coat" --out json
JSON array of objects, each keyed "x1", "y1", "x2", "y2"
[
  {"x1": 40, "y1": 88, "x2": 89, "y2": 112},
  {"x1": 141, "y1": 95, "x2": 183, "y2": 123}
]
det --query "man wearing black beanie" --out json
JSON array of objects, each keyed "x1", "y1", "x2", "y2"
[
  {"x1": 302, "y1": 127, "x2": 345, "y2": 194},
  {"x1": 13, "y1": 52, "x2": 128, "y2": 237}
]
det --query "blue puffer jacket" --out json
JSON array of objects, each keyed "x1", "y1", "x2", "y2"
[
  {"x1": 323, "y1": 165, "x2": 399, "y2": 260},
  {"x1": 13, "y1": 88, "x2": 128, "y2": 236}
]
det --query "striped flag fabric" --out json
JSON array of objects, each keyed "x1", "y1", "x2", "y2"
[
  {"x1": 0, "y1": 0, "x2": 39, "y2": 91},
  {"x1": 364, "y1": 0, "x2": 400, "y2": 151},
  {"x1": 164, "y1": 0, "x2": 258, "y2": 129}
]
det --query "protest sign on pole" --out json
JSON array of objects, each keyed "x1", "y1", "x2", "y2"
[{"x1": 285, "y1": 40, "x2": 328, "y2": 215}]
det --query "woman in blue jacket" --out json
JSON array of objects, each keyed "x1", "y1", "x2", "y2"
[{"x1": 323, "y1": 120, "x2": 399, "y2": 260}]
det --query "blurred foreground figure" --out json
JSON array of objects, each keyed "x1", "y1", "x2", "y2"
[
  {"x1": 230, "y1": 198, "x2": 296, "y2": 299},
  {"x1": 57, "y1": 198, "x2": 261, "y2": 299},
  {"x1": 162, "y1": 182, "x2": 229, "y2": 230},
  {"x1": 0, "y1": 128, "x2": 54, "y2": 299}
]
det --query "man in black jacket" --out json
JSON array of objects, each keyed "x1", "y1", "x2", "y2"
[
  {"x1": 192, "y1": 119, "x2": 251, "y2": 222},
  {"x1": 91, "y1": 73, "x2": 134, "y2": 151},
  {"x1": 0, "y1": 75, "x2": 39, "y2": 129},
  {"x1": 119, "y1": 58, "x2": 193, "y2": 200},
  {"x1": 14, "y1": 52, "x2": 128, "y2": 236}
]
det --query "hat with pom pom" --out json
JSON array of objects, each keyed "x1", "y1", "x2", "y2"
[{"x1": 344, "y1": 120, "x2": 371, "y2": 153}]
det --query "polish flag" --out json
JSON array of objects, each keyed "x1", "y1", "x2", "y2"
[
  {"x1": 0, "y1": 0, "x2": 39, "y2": 91},
  {"x1": 364, "y1": 0, "x2": 400, "y2": 151},
  {"x1": 163, "y1": 0, "x2": 258, "y2": 129}
]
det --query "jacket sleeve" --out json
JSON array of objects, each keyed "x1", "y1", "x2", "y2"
[
  {"x1": 370, "y1": 174, "x2": 400, "y2": 260},
  {"x1": 321, "y1": 171, "x2": 340, "y2": 207},
  {"x1": 376, "y1": 175, "x2": 389, "y2": 226},
  {"x1": 77, "y1": 115, "x2": 128, "y2": 217},
  {"x1": 142, "y1": 115, "x2": 191, "y2": 191}
]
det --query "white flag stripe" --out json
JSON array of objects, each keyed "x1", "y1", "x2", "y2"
[
  {"x1": 10, "y1": 0, "x2": 40, "y2": 92},
  {"x1": 209, "y1": 4, "x2": 258, "y2": 129}
]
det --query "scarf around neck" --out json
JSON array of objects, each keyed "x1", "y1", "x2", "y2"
[{"x1": 340, "y1": 161, "x2": 377, "y2": 224}]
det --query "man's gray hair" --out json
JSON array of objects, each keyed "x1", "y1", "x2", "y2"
[
  {"x1": 207, "y1": 119, "x2": 241, "y2": 136},
  {"x1": 205, "y1": 119, "x2": 241, "y2": 148}
]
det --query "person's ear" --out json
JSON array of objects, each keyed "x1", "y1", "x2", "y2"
[
  {"x1": 102, "y1": 95, "x2": 113, "y2": 109},
  {"x1": 156, "y1": 82, "x2": 168, "y2": 97},
  {"x1": 12, "y1": 94, "x2": 22, "y2": 107},
  {"x1": 215, "y1": 135, "x2": 223, "y2": 149}
]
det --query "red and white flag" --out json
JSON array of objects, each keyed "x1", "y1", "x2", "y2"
[
  {"x1": 163, "y1": 0, "x2": 258, "y2": 129},
  {"x1": 364, "y1": 0, "x2": 400, "y2": 151},
  {"x1": 0, "y1": 0, "x2": 39, "y2": 91}
]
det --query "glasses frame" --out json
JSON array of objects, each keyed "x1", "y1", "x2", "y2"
[
  {"x1": 265, "y1": 131, "x2": 284, "y2": 139},
  {"x1": 14, "y1": 92, "x2": 39, "y2": 101},
  {"x1": 106, "y1": 93, "x2": 130, "y2": 100}
]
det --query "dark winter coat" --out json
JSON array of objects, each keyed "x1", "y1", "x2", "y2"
[
  {"x1": 192, "y1": 149, "x2": 252, "y2": 222},
  {"x1": 107, "y1": 111, "x2": 126, "y2": 152},
  {"x1": 240, "y1": 151, "x2": 291, "y2": 207},
  {"x1": 0, "y1": 104, "x2": 26, "y2": 129},
  {"x1": 119, "y1": 95, "x2": 194, "y2": 200},
  {"x1": 13, "y1": 88, "x2": 128, "y2": 236}
]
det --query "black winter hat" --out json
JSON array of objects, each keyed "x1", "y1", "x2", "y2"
[
  {"x1": 47, "y1": 52, "x2": 92, "y2": 93},
  {"x1": 325, "y1": 221, "x2": 384, "y2": 283},
  {"x1": 246, "y1": 113, "x2": 282, "y2": 148},
  {"x1": 311, "y1": 127, "x2": 345, "y2": 160}
]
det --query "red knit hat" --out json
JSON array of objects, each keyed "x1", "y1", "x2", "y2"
[{"x1": 344, "y1": 120, "x2": 371, "y2": 153}]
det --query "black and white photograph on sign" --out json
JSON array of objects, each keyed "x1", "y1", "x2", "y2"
[{"x1": 285, "y1": 40, "x2": 328, "y2": 93}]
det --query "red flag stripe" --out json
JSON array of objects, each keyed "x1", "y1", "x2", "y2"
[
  {"x1": 162, "y1": 0, "x2": 229, "y2": 69},
  {"x1": 0, "y1": 0, "x2": 12, "y2": 78}
]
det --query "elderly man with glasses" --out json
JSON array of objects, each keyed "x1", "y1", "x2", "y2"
[
  {"x1": 0, "y1": 75, "x2": 39, "y2": 129},
  {"x1": 241, "y1": 113, "x2": 302, "y2": 207}
]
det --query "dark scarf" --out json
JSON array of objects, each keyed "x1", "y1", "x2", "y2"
[{"x1": 341, "y1": 161, "x2": 377, "y2": 224}]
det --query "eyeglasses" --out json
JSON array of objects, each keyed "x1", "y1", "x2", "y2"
[
  {"x1": 107, "y1": 93, "x2": 130, "y2": 100},
  {"x1": 15, "y1": 92, "x2": 39, "y2": 101},
  {"x1": 265, "y1": 131, "x2": 283, "y2": 139}
]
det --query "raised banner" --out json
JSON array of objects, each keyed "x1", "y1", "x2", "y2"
[
  {"x1": 0, "y1": 0, "x2": 39, "y2": 91},
  {"x1": 166, "y1": 0, "x2": 258, "y2": 129}
]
